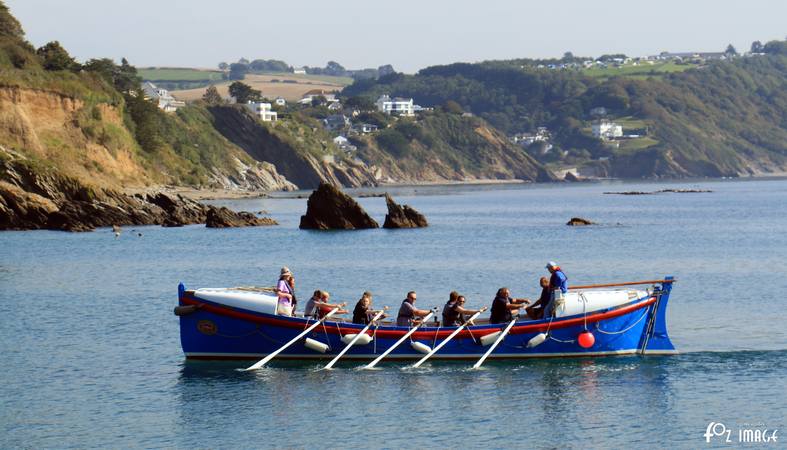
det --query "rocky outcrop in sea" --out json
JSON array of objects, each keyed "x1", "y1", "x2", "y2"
[
  {"x1": 382, "y1": 193, "x2": 428, "y2": 229},
  {"x1": 0, "y1": 156, "x2": 274, "y2": 232},
  {"x1": 566, "y1": 217, "x2": 594, "y2": 226},
  {"x1": 299, "y1": 183, "x2": 379, "y2": 230},
  {"x1": 206, "y1": 206, "x2": 277, "y2": 228}
]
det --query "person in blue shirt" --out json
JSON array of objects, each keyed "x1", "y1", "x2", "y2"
[{"x1": 545, "y1": 261, "x2": 568, "y2": 317}]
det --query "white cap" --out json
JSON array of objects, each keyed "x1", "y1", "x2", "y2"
[{"x1": 546, "y1": 261, "x2": 558, "y2": 269}]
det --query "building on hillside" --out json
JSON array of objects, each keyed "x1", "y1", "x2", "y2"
[
  {"x1": 592, "y1": 120, "x2": 622, "y2": 139},
  {"x1": 141, "y1": 81, "x2": 185, "y2": 112},
  {"x1": 274, "y1": 97, "x2": 286, "y2": 106},
  {"x1": 327, "y1": 102, "x2": 343, "y2": 111},
  {"x1": 658, "y1": 51, "x2": 727, "y2": 61},
  {"x1": 511, "y1": 127, "x2": 550, "y2": 146},
  {"x1": 323, "y1": 114, "x2": 350, "y2": 131},
  {"x1": 375, "y1": 94, "x2": 414, "y2": 116},
  {"x1": 350, "y1": 123, "x2": 378, "y2": 134},
  {"x1": 589, "y1": 107, "x2": 608, "y2": 117},
  {"x1": 333, "y1": 135, "x2": 357, "y2": 152},
  {"x1": 299, "y1": 89, "x2": 339, "y2": 105},
  {"x1": 245, "y1": 101, "x2": 278, "y2": 122}
]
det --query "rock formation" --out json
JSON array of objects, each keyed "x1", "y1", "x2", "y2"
[
  {"x1": 299, "y1": 183, "x2": 379, "y2": 230},
  {"x1": 566, "y1": 217, "x2": 595, "y2": 226},
  {"x1": 205, "y1": 206, "x2": 277, "y2": 228},
  {"x1": 0, "y1": 155, "x2": 274, "y2": 232},
  {"x1": 382, "y1": 194, "x2": 428, "y2": 229}
]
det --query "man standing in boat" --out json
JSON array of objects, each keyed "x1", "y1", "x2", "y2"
[
  {"x1": 546, "y1": 261, "x2": 568, "y2": 317},
  {"x1": 396, "y1": 291, "x2": 431, "y2": 327}
]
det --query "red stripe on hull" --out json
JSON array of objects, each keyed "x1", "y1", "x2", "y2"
[{"x1": 180, "y1": 295, "x2": 655, "y2": 340}]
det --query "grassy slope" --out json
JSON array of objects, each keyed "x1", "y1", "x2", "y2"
[
  {"x1": 343, "y1": 53, "x2": 787, "y2": 178},
  {"x1": 354, "y1": 112, "x2": 552, "y2": 182},
  {"x1": 138, "y1": 67, "x2": 224, "y2": 82}
]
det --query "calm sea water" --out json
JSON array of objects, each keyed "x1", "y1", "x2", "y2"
[{"x1": 1, "y1": 179, "x2": 785, "y2": 449}]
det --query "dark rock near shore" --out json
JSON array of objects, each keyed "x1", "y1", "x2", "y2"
[
  {"x1": 0, "y1": 156, "x2": 273, "y2": 232},
  {"x1": 299, "y1": 182, "x2": 379, "y2": 230},
  {"x1": 206, "y1": 206, "x2": 278, "y2": 228},
  {"x1": 566, "y1": 217, "x2": 594, "y2": 226},
  {"x1": 563, "y1": 172, "x2": 582, "y2": 182},
  {"x1": 604, "y1": 188, "x2": 712, "y2": 195},
  {"x1": 382, "y1": 193, "x2": 428, "y2": 229}
]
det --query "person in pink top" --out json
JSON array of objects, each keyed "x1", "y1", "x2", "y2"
[{"x1": 275, "y1": 267, "x2": 295, "y2": 316}]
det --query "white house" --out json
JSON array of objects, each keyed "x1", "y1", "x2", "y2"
[
  {"x1": 592, "y1": 120, "x2": 623, "y2": 139},
  {"x1": 293, "y1": 67, "x2": 307, "y2": 74},
  {"x1": 141, "y1": 81, "x2": 185, "y2": 112},
  {"x1": 274, "y1": 97, "x2": 286, "y2": 106},
  {"x1": 245, "y1": 101, "x2": 277, "y2": 122},
  {"x1": 299, "y1": 89, "x2": 339, "y2": 105},
  {"x1": 375, "y1": 94, "x2": 414, "y2": 116}
]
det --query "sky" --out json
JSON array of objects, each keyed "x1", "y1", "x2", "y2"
[{"x1": 7, "y1": 0, "x2": 786, "y2": 73}]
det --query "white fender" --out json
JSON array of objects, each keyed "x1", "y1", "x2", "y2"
[
  {"x1": 304, "y1": 337, "x2": 329, "y2": 353},
  {"x1": 410, "y1": 341, "x2": 432, "y2": 354},
  {"x1": 341, "y1": 333, "x2": 373, "y2": 346},
  {"x1": 480, "y1": 331, "x2": 502, "y2": 346},
  {"x1": 527, "y1": 333, "x2": 548, "y2": 348}
]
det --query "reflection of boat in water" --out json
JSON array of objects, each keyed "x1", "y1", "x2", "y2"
[{"x1": 175, "y1": 277, "x2": 676, "y2": 363}]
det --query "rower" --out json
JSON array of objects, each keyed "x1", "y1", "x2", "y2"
[
  {"x1": 352, "y1": 291, "x2": 386, "y2": 324},
  {"x1": 316, "y1": 291, "x2": 348, "y2": 318},
  {"x1": 489, "y1": 287, "x2": 529, "y2": 324},
  {"x1": 396, "y1": 291, "x2": 431, "y2": 327},
  {"x1": 442, "y1": 294, "x2": 483, "y2": 326},
  {"x1": 525, "y1": 277, "x2": 550, "y2": 320}
]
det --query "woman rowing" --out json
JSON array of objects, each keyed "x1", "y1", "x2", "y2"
[
  {"x1": 442, "y1": 293, "x2": 484, "y2": 326},
  {"x1": 352, "y1": 291, "x2": 386, "y2": 324}
]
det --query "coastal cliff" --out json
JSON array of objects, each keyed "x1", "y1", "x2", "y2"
[{"x1": 208, "y1": 106, "x2": 378, "y2": 189}]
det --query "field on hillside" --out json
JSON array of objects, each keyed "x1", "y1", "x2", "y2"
[
  {"x1": 581, "y1": 61, "x2": 692, "y2": 78},
  {"x1": 138, "y1": 67, "x2": 224, "y2": 81},
  {"x1": 171, "y1": 73, "x2": 351, "y2": 101}
]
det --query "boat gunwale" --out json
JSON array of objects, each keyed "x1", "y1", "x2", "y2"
[{"x1": 180, "y1": 292, "x2": 657, "y2": 340}]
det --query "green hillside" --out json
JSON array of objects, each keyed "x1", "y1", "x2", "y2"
[{"x1": 344, "y1": 44, "x2": 787, "y2": 178}]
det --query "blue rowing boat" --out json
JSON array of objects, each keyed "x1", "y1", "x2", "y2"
[{"x1": 175, "y1": 277, "x2": 676, "y2": 362}]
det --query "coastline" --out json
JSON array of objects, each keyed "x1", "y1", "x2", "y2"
[{"x1": 121, "y1": 173, "x2": 787, "y2": 201}]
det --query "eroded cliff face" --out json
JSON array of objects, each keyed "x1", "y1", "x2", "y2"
[
  {"x1": 0, "y1": 87, "x2": 297, "y2": 192},
  {"x1": 208, "y1": 106, "x2": 378, "y2": 189},
  {"x1": 0, "y1": 87, "x2": 150, "y2": 187}
]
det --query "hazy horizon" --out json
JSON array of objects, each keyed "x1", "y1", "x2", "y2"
[{"x1": 7, "y1": 0, "x2": 786, "y2": 73}]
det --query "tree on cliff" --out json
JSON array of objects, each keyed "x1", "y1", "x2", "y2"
[
  {"x1": 202, "y1": 85, "x2": 222, "y2": 105},
  {"x1": 725, "y1": 44, "x2": 738, "y2": 56},
  {"x1": 228, "y1": 62, "x2": 248, "y2": 80},
  {"x1": 36, "y1": 41, "x2": 78, "y2": 71},
  {"x1": 83, "y1": 57, "x2": 140, "y2": 93},
  {"x1": 228, "y1": 81, "x2": 261, "y2": 103},
  {"x1": 750, "y1": 41, "x2": 763, "y2": 53},
  {"x1": 0, "y1": 1, "x2": 24, "y2": 39}
]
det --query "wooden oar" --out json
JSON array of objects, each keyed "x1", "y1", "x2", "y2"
[
  {"x1": 324, "y1": 307, "x2": 388, "y2": 370},
  {"x1": 244, "y1": 307, "x2": 341, "y2": 371},
  {"x1": 472, "y1": 318, "x2": 517, "y2": 369},
  {"x1": 412, "y1": 308, "x2": 486, "y2": 368},
  {"x1": 363, "y1": 312, "x2": 435, "y2": 369}
]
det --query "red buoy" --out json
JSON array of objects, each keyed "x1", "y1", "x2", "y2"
[{"x1": 578, "y1": 331, "x2": 595, "y2": 348}]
